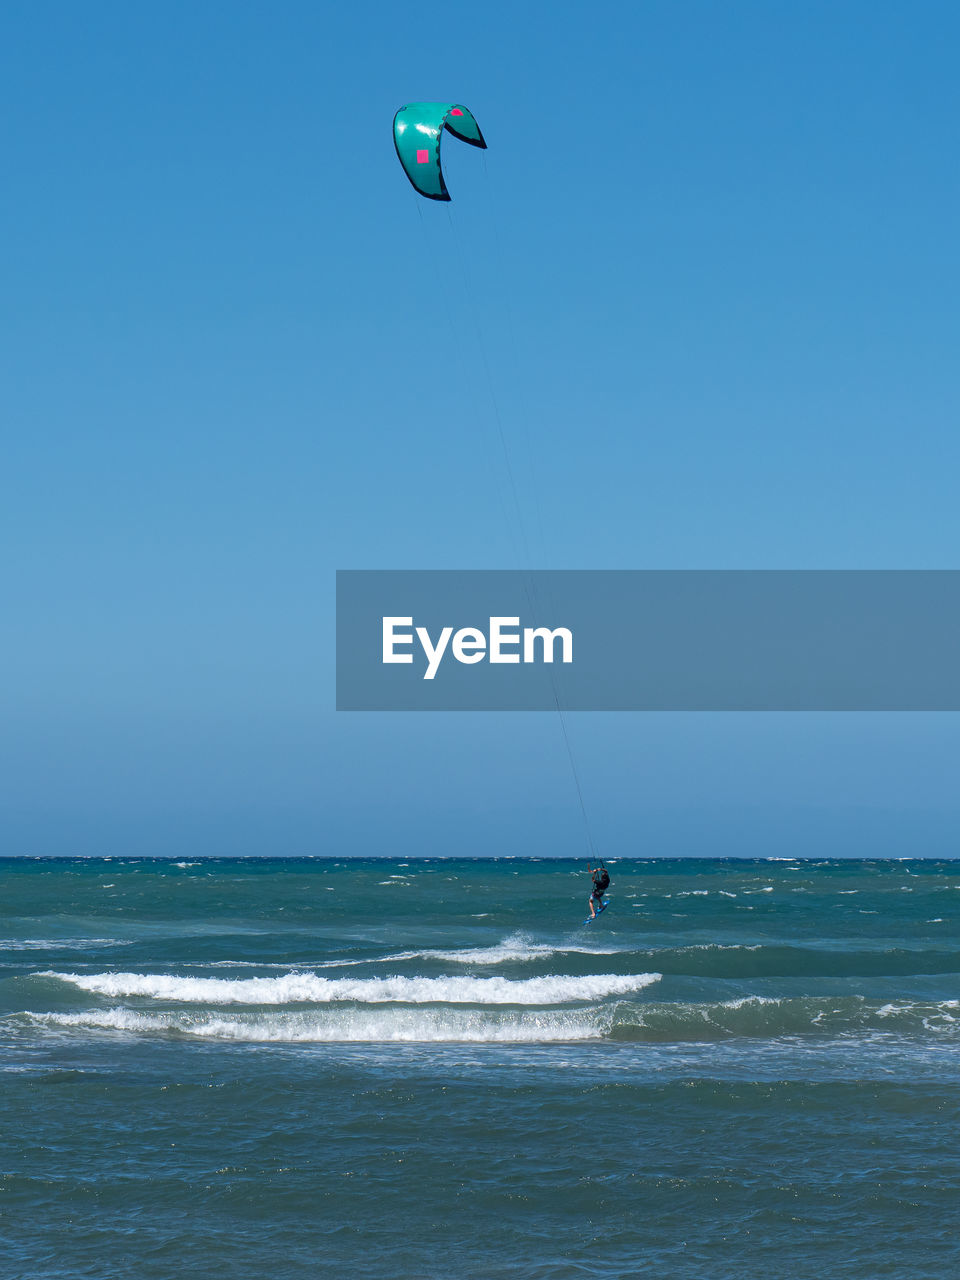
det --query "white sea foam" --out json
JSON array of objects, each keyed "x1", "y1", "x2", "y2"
[
  {"x1": 31, "y1": 1009, "x2": 174, "y2": 1033},
  {"x1": 627, "y1": 995, "x2": 960, "y2": 1040},
  {"x1": 3, "y1": 938, "x2": 127, "y2": 951},
  {"x1": 381, "y1": 932, "x2": 620, "y2": 966},
  {"x1": 26, "y1": 994, "x2": 960, "y2": 1045},
  {"x1": 878, "y1": 999, "x2": 958, "y2": 1018},
  {"x1": 195, "y1": 959, "x2": 375, "y2": 970},
  {"x1": 720, "y1": 995, "x2": 779, "y2": 1010},
  {"x1": 41, "y1": 969, "x2": 661, "y2": 1006},
  {"x1": 678, "y1": 943, "x2": 761, "y2": 953},
  {"x1": 26, "y1": 1006, "x2": 606, "y2": 1043}
]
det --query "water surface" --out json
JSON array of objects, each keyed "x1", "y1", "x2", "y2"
[{"x1": 2, "y1": 857, "x2": 958, "y2": 1278}]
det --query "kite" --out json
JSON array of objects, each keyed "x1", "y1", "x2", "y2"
[{"x1": 393, "y1": 103, "x2": 486, "y2": 201}]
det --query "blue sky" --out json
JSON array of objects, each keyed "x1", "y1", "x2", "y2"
[{"x1": 1, "y1": 1, "x2": 958, "y2": 856}]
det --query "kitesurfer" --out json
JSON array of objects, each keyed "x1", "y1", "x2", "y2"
[{"x1": 587, "y1": 861, "x2": 610, "y2": 919}]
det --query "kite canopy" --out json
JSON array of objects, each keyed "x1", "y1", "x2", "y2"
[{"x1": 393, "y1": 103, "x2": 486, "y2": 201}]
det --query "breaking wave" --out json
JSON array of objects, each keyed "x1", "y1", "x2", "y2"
[
  {"x1": 39, "y1": 969, "x2": 661, "y2": 1006},
  {"x1": 17, "y1": 994, "x2": 960, "y2": 1045},
  {"x1": 382, "y1": 932, "x2": 620, "y2": 966},
  {"x1": 24, "y1": 1007, "x2": 604, "y2": 1043}
]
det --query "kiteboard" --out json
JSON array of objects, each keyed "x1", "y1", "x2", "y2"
[{"x1": 583, "y1": 901, "x2": 610, "y2": 925}]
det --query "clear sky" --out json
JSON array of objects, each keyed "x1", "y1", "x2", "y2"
[{"x1": 2, "y1": 1, "x2": 958, "y2": 857}]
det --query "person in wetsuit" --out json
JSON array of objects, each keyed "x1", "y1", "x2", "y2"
[{"x1": 587, "y1": 861, "x2": 610, "y2": 918}]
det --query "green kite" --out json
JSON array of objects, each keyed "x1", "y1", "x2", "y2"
[{"x1": 393, "y1": 103, "x2": 486, "y2": 201}]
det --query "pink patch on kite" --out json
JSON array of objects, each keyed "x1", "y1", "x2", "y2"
[
  {"x1": 416, "y1": 149, "x2": 429, "y2": 164},
  {"x1": 450, "y1": 108, "x2": 464, "y2": 116}
]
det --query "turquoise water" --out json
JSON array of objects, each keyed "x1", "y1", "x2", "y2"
[{"x1": 2, "y1": 856, "x2": 959, "y2": 1278}]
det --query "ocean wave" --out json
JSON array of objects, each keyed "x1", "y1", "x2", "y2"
[
  {"x1": 2, "y1": 938, "x2": 128, "y2": 951},
  {"x1": 39, "y1": 969, "x2": 661, "y2": 1006},
  {"x1": 381, "y1": 932, "x2": 620, "y2": 966},
  {"x1": 305, "y1": 937, "x2": 960, "y2": 980},
  {"x1": 18, "y1": 994, "x2": 960, "y2": 1045},
  {"x1": 607, "y1": 995, "x2": 960, "y2": 1042},
  {"x1": 23, "y1": 1006, "x2": 604, "y2": 1043}
]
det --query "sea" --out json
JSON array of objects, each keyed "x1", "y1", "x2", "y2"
[{"x1": 2, "y1": 856, "x2": 958, "y2": 1279}]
